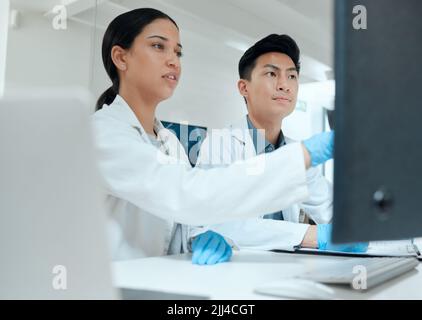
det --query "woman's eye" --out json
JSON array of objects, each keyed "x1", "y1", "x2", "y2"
[
  {"x1": 176, "y1": 51, "x2": 183, "y2": 58},
  {"x1": 152, "y1": 43, "x2": 164, "y2": 50}
]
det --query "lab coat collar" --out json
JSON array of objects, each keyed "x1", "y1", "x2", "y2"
[
  {"x1": 106, "y1": 94, "x2": 169, "y2": 142},
  {"x1": 104, "y1": 94, "x2": 143, "y2": 128},
  {"x1": 229, "y1": 115, "x2": 294, "y2": 145},
  {"x1": 246, "y1": 115, "x2": 286, "y2": 153},
  {"x1": 229, "y1": 115, "x2": 250, "y2": 144}
]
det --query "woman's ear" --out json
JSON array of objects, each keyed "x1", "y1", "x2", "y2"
[
  {"x1": 111, "y1": 45, "x2": 127, "y2": 71},
  {"x1": 237, "y1": 79, "x2": 248, "y2": 99}
]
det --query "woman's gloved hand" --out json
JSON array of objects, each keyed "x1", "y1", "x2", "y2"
[
  {"x1": 303, "y1": 131, "x2": 334, "y2": 167},
  {"x1": 191, "y1": 230, "x2": 232, "y2": 265},
  {"x1": 317, "y1": 224, "x2": 369, "y2": 253}
]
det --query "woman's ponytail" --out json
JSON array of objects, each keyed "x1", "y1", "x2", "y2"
[{"x1": 95, "y1": 80, "x2": 119, "y2": 111}]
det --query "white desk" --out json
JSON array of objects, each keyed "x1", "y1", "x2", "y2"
[{"x1": 112, "y1": 250, "x2": 422, "y2": 300}]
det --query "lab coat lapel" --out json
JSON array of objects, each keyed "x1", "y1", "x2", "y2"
[
  {"x1": 108, "y1": 95, "x2": 189, "y2": 254},
  {"x1": 229, "y1": 115, "x2": 257, "y2": 160},
  {"x1": 154, "y1": 120, "x2": 191, "y2": 165}
]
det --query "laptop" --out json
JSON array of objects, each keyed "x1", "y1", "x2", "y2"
[{"x1": 0, "y1": 91, "x2": 118, "y2": 299}]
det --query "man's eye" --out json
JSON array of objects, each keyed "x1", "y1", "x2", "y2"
[
  {"x1": 266, "y1": 72, "x2": 276, "y2": 77},
  {"x1": 289, "y1": 74, "x2": 297, "y2": 79},
  {"x1": 176, "y1": 51, "x2": 183, "y2": 58}
]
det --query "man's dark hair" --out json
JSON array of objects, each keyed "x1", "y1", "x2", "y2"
[{"x1": 238, "y1": 34, "x2": 300, "y2": 80}]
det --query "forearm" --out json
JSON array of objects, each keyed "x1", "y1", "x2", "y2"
[
  {"x1": 301, "y1": 225, "x2": 318, "y2": 248},
  {"x1": 301, "y1": 143, "x2": 311, "y2": 169},
  {"x1": 194, "y1": 219, "x2": 310, "y2": 251}
]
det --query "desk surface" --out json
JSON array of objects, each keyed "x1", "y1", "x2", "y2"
[{"x1": 112, "y1": 250, "x2": 422, "y2": 300}]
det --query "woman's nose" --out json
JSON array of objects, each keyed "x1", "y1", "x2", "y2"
[{"x1": 167, "y1": 55, "x2": 180, "y2": 70}]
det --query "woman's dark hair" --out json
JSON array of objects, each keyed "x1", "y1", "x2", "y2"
[{"x1": 95, "y1": 8, "x2": 178, "y2": 111}]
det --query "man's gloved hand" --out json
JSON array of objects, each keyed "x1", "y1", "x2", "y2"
[
  {"x1": 191, "y1": 230, "x2": 232, "y2": 265},
  {"x1": 303, "y1": 131, "x2": 334, "y2": 167},
  {"x1": 317, "y1": 224, "x2": 369, "y2": 253}
]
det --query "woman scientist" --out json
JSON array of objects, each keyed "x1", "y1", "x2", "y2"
[{"x1": 92, "y1": 8, "x2": 334, "y2": 264}]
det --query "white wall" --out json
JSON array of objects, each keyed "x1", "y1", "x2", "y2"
[
  {"x1": 4, "y1": 8, "x2": 94, "y2": 97},
  {"x1": 283, "y1": 81, "x2": 335, "y2": 141},
  {"x1": 0, "y1": 0, "x2": 10, "y2": 97}
]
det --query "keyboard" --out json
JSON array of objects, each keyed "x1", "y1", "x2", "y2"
[{"x1": 297, "y1": 257, "x2": 419, "y2": 290}]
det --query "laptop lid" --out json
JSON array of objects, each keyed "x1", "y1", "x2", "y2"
[{"x1": 0, "y1": 91, "x2": 116, "y2": 299}]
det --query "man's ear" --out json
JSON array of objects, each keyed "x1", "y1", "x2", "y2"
[
  {"x1": 111, "y1": 45, "x2": 128, "y2": 71},
  {"x1": 237, "y1": 79, "x2": 249, "y2": 100}
]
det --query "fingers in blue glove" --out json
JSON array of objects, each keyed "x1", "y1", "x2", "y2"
[
  {"x1": 192, "y1": 231, "x2": 232, "y2": 265},
  {"x1": 217, "y1": 243, "x2": 232, "y2": 263},
  {"x1": 196, "y1": 234, "x2": 222, "y2": 265},
  {"x1": 192, "y1": 231, "x2": 213, "y2": 264},
  {"x1": 192, "y1": 230, "x2": 211, "y2": 253},
  {"x1": 202, "y1": 238, "x2": 228, "y2": 265}
]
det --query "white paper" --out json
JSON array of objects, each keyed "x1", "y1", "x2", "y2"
[{"x1": 297, "y1": 238, "x2": 422, "y2": 257}]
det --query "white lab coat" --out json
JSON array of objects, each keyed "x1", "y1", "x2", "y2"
[
  {"x1": 92, "y1": 95, "x2": 310, "y2": 260},
  {"x1": 193, "y1": 116, "x2": 333, "y2": 251}
]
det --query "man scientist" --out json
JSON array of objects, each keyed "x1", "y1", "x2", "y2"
[{"x1": 190, "y1": 34, "x2": 368, "y2": 260}]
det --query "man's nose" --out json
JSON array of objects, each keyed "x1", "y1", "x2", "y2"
[{"x1": 277, "y1": 76, "x2": 290, "y2": 92}]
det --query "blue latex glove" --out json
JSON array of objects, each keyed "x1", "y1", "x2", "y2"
[
  {"x1": 317, "y1": 224, "x2": 369, "y2": 253},
  {"x1": 303, "y1": 131, "x2": 334, "y2": 167},
  {"x1": 191, "y1": 230, "x2": 232, "y2": 265}
]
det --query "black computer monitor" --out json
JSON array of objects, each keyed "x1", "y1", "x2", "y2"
[{"x1": 332, "y1": 0, "x2": 422, "y2": 243}]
